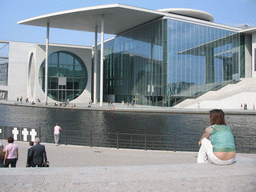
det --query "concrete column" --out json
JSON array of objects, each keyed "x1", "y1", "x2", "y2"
[
  {"x1": 100, "y1": 15, "x2": 104, "y2": 107},
  {"x1": 244, "y1": 34, "x2": 252, "y2": 78},
  {"x1": 45, "y1": 23, "x2": 49, "y2": 102},
  {"x1": 93, "y1": 26, "x2": 98, "y2": 104}
]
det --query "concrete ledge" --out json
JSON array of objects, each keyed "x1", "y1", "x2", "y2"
[
  {"x1": 0, "y1": 140, "x2": 256, "y2": 191},
  {"x1": 1, "y1": 157, "x2": 256, "y2": 191},
  {"x1": 1, "y1": 100, "x2": 256, "y2": 115}
]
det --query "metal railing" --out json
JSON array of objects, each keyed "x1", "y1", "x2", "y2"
[
  {"x1": 0, "y1": 125, "x2": 255, "y2": 153},
  {"x1": 64, "y1": 130, "x2": 184, "y2": 152}
]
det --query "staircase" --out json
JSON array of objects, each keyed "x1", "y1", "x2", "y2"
[{"x1": 174, "y1": 78, "x2": 256, "y2": 109}]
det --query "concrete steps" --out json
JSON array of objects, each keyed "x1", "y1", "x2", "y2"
[{"x1": 174, "y1": 78, "x2": 256, "y2": 109}]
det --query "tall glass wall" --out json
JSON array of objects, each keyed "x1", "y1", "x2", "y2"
[
  {"x1": 39, "y1": 51, "x2": 88, "y2": 102},
  {"x1": 0, "y1": 61, "x2": 8, "y2": 86},
  {"x1": 167, "y1": 20, "x2": 242, "y2": 106},
  {"x1": 103, "y1": 19, "x2": 167, "y2": 106},
  {"x1": 102, "y1": 18, "x2": 243, "y2": 107}
]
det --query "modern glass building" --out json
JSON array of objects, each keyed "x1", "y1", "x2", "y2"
[
  {"x1": 102, "y1": 17, "x2": 244, "y2": 106},
  {"x1": 2, "y1": 4, "x2": 254, "y2": 108}
]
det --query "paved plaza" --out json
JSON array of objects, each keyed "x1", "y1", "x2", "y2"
[
  {"x1": 0, "y1": 140, "x2": 256, "y2": 191},
  {"x1": 1, "y1": 101, "x2": 256, "y2": 191}
]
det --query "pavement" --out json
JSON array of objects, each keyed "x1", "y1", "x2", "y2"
[
  {"x1": 0, "y1": 140, "x2": 256, "y2": 191},
  {"x1": 1, "y1": 100, "x2": 256, "y2": 115}
]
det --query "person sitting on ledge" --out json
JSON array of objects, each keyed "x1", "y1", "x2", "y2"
[{"x1": 197, "y1": 109, "x2": 236, "y2": 165}]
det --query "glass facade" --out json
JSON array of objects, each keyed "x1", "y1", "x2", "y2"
[
  {"x1": 167, "y1": 20, "x2": 242, "y2": 106},
  {"x1": 39, "y1": 51, "x2": 88, "y2": 102},
  {"x1": 102, "y1": 18, "x2": 244, "y2": 107},
  {"x1": 103, "y1": 19, "x2": 167, "y2": 106},
  {"x1": 0, "y1": 61, "x2": 8, "y2": 86}
]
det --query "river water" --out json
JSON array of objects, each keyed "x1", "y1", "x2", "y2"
[{"x1": 0, "y1": 104, "x2": 255, "y2": 152}]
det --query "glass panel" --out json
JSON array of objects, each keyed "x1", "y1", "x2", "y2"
[
  {"x1": 67, "y1": 78, "x2": 73, "y2": 89},
  {"x1": 49, "y1": 53, "x2": 58, "y2": 64},
  {"x1": 74, "y1": 79, "x2": 79, "y2": 89},
  {"x1": 50, "y1": 77, "x2": 58, "y2": 89},
  {"x1": 49, "y1": 90, "x2": 58, "y2": 101},
  {"x1": 59, "y1": 52, "x2": 66, "y2": 64},
  {"x1": 59, "y1": 64, "x2": 68, "y2": 76},
  {"x1": 67, "y1": 64, "x2": 74, "y2": 77},
  {"x1": 75, "y1": 66, "x2": 82, "y2": 76},
  {"x1": 39, "y1": 51, "x2": 88, "y2": 102},
  {"x1": 48, "y1": 64, "x2": 58, "y2": 76},
  {"x1": 66, "y1": 54, "x2": 73, "y2": 65},
  {"x1": 67, "y1": 91, "x2": 74, "y2": 100}
]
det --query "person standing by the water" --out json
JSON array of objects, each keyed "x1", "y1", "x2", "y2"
[{"x1": 54, "y1": 123, "x2": 62, "y2": 146}]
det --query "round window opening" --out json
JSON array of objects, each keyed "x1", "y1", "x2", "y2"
[{"x1": 39, "y1": 51, "x2": 88, "y2": 102}]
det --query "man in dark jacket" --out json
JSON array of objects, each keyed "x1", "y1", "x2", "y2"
[{"x1": 29, "y1": 138, "x2": 47, "y2": 167}]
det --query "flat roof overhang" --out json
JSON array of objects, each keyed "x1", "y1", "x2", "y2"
[
  {"x1": 17, "y1": 4, "x2": 165, "y2": 35},
  {"x1": 240, "y1": 27, "x2": 256, "y2": 34}
]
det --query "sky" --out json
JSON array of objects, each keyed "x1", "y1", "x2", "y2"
[{"x1": 0, "y1": 0, "x2": 256, "y2": 48}]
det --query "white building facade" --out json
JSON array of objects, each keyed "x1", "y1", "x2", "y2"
[{"x1": 0, "y1": 41, "x2": 92, "y2": 103}]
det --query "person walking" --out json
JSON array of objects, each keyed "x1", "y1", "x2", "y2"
[
  {"x1": 4, "y1": 137, "x2": 19, "y2": 167},
  {"x1": 28, "y1": 138, "x2": 47, "y2": 167},
  {"x1": 54, "y1": 123, "x2": 62, "y2": 146},
  {"x1": 26, "y1": 141, "x2": 34, "y2": 167}
]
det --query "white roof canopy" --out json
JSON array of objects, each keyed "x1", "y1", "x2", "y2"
[{"x1": 18, "y1": 4, "x2": 165, "y2": 35}]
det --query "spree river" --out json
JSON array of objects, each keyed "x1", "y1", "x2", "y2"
[{"x1": 0, "y1": 104, "x2": 255, "y2": 152}]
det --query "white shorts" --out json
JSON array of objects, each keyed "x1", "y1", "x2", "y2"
[{"x1": 197, "y1": 138, "x2": 236, "y2": 165}]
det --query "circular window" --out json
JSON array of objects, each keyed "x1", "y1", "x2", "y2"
[{"x1": 39, "y1": 51, "x2": 88, "y2": 102}]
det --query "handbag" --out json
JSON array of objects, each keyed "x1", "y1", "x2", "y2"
[{"x1": 42, "y1": 161, "x2": 49, "y2": 167}]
